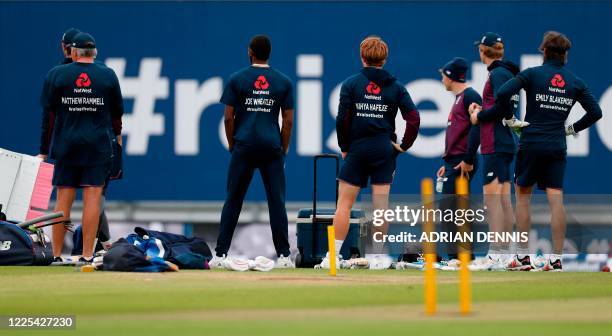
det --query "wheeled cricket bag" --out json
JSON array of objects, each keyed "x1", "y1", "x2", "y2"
[
  {"x1": 0, "y1": 211, "x2": 62, "y2": 265},
  {"x1": 295, "y1": 154, "x2": 366, "y2": 268}
]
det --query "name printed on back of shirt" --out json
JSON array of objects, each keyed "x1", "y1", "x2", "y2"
[
  {"x1": 244, "y1": 89, "x2": 275, "y2": 113},
  {"x1": 355, "y1": 92, "x2": 388, "y2": 117},
  {"x1": 535, "y1": 86, "x2": 574, "y2": 112}
]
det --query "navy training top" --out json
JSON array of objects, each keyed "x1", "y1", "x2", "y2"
[
  {"x1": 336, "y1": 67, "x2": 420, "y2": 152},
  {"x1": 40, "y1": 62, "x2": 124, "y2": 166},
  {"x1": 477, "y1": 60, "x2": 520, "y2": 154},
  {"x1": 220, "y1": 65, "x2": 294, "y2": 150},
  {"x1": 485, "y1": 59, "x2": 602, "y2": 152}
]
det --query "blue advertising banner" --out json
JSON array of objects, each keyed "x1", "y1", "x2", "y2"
[{"x1": 1, "y1": 1, "x2": 610, "y2": 200}]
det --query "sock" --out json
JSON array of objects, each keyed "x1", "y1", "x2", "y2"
[
  {"x1": 550, "y1": 253, "x2": 562, "y2": 262},
  {"x1": 517, "y1": 247, "x2": 529, "y2": 259},
  {"x1": 334, "y1": 239, "x2": 344, "y2": 257}
]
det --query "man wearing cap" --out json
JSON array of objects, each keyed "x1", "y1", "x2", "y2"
[
  {"x1": 438, "y1": 57, "x2": 481, "y2": 190},
  {"x1": 468, "y1": 32, "x2": 521, "y2": 271},
  {"x1": 210, "y1": 35, "x2": 295, "y2": 269},
  {"x1": 473, "y1": 31, "x2": 602, "y2": 271},
  {"x1": 437, "y1": 57, "x2": 481, "y2": 262},
  {"x1": 43, "y1": 28, "x2": 114, "y2": 257},
  {"x1": 38, "y1": 32, "x2": 124, "y2": 264}
]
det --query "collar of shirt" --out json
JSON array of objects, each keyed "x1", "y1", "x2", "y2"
[
  {"x1": 251, "y1": 64, "x2": 270, "y2": 68},
  {"x1": 544, "y1": 59, "x2": 564, "y2": 67}
]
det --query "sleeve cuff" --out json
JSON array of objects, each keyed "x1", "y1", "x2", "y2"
[{"x1": 400, "y1": 143, "x2": 410, "y2": 151}]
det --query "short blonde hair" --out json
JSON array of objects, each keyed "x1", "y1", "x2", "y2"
[
  {"x1": 479, "y1": 42, "x2": 504, "y2": 60},
  {"x1": 360, "y1": 36, "x2": 388, "y2": 67}
]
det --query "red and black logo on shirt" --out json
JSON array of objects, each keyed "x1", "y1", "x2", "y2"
[
  {"x1": 254, "y1": 75, "x2": 269, "y2": 90},
  {"x1": 75, "y1": 73, "x2": 92, "y2": 88},
  {"x1": 551, "y1": 74, "x2": 566, "y2": 88},
  {"x1": 366, "y1": 81, "x2": 381, "y2": 95}
]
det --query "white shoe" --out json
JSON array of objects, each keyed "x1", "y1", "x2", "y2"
[
  {"x1": 274, "y1": 255, "x2": 295, "y2": 269},
  {"x1": 396, "y1": 261, "x2": 423, "y2": 270},
  {"x1": 92, "y1": 256, "x2": 104, "y2": 269},
  {"x1": 315, "y1": 253, "x2": 349, "y2": 269},
  {"x1": 487, "y1": 256, "x2": 507, "y2": 271},
  {"x1": 467, "y1": 257, "x2": 486, "y2": 271},
  {"x1": 223, "y1": 257, "x2": 250, "y2": 272},
  {"x1": 439, "y1": 259, "x2": 461, "y2": 271},
  {"x1": 209, "y1": 255, "x2": 226, "y2": 269},
  {"x1": 367, "y1": 254, "x2": 393, "y2": 270},
  {"x1": 503, "y1": 116, "x2": 530, "y2": 128},
  {"x1": 468, "y1": 256, "x2": 505, "y2": 271},
  {"x1": 346, "y1": 258, "x2": 369, "y2": 269},
  {"x1": 532, "y1": 255, "x2": 547, "y2": 269},
  {"x1": 249, "y1": 256, "x2": 274, "y2": 272}
]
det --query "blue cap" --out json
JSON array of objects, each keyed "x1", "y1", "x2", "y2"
[
  {"x1": 439, "y1": 57, "x2": 468, "y2": 83},
  {"x1": 72, "y1": 32, "x2": 96, "y2": 49},
  {"x1": 474, "y1": 32, "x2": 503, "y2": 47},
  {"x1": 61, "y1": 28, "x2": 80, "y2": 44}
]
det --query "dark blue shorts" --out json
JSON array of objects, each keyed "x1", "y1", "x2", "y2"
[
  {"x1": 515, "y1": 149, "x2": 566, "y2": 190},
  {"x1": 338, "y1": 138, "x2": 398, "y2": 188},
  {"x1": 440, "y1": 156, "x2": 478, "y2": 194},
  {"x1": 482, "y1": 153, "x2": 514, "y2": 185},
  {"x1": 53, "y1": 162, "x2": 110, "y2": 188}
]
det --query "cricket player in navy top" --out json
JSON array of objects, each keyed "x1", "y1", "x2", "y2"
[
  {"x1": 43, "y1": 28, "x2": 114, "y2": 257},
  {"x1": 468, "y1": 32, "x2": 524, "y2": 270},
  {"x1": 437, "y1": 57, "x2": 481, "y2": 261},
  {"x1": 39, "y1": 32, "x2": 124, "y2": 264},
  {"x1": 211, "y1": 35, "x2": 295, "y2": 269},
  {"x1": 322, "y1": 36, "x2": 420, "y2": 270},
  {"x1": 473, "y1": 31, "x2": 602, "y2": 271}
]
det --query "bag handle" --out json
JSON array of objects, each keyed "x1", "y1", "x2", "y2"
[{"x1": 313, "y1": 154, "x2": 339, "y2": 223}]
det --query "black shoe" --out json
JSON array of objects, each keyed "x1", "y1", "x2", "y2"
[
  {"x1": 76, "y1": 257, "x2": 94, "y2": 266},
  {"x1": 507, "y1": 255, "x2": 533, "y2": 271},
  {"x1": 50, "y1": 257, "x2": 65, "y2": 266},
  {"x1": 543, "y1": 258, "x2": 562, "y2": 272}
]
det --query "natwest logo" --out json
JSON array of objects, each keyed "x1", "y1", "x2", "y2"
[
  {"x1": 551, "y1": 74, "x2": 566, "y2": 88},
  {"x1": 254, "y1": 75, "x2": 269, "y2": 90},
  {"x1": 76, "y1": 72, "x2": 91, "y2": 87},
  {"x1": 366, "y1": 81, "x2": 381, "y2": 95}
]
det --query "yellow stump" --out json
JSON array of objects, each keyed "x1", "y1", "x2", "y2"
[
  {"x1": 327, "y1": 225, "x2": 337, "y2": 277},
  {"x1": 456, "y1": 176, "x2": 472, "y2": 315},
  {"x1": 421, "y1": 178, "x2": 436, "y2": 315},
  {"x1": 458, "y1": 252, "x2": 471, "y2": 315}
]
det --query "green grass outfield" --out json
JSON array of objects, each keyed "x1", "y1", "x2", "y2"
[{"x1": 0, "y1": 267, "x2": 610, "y2": 336}]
